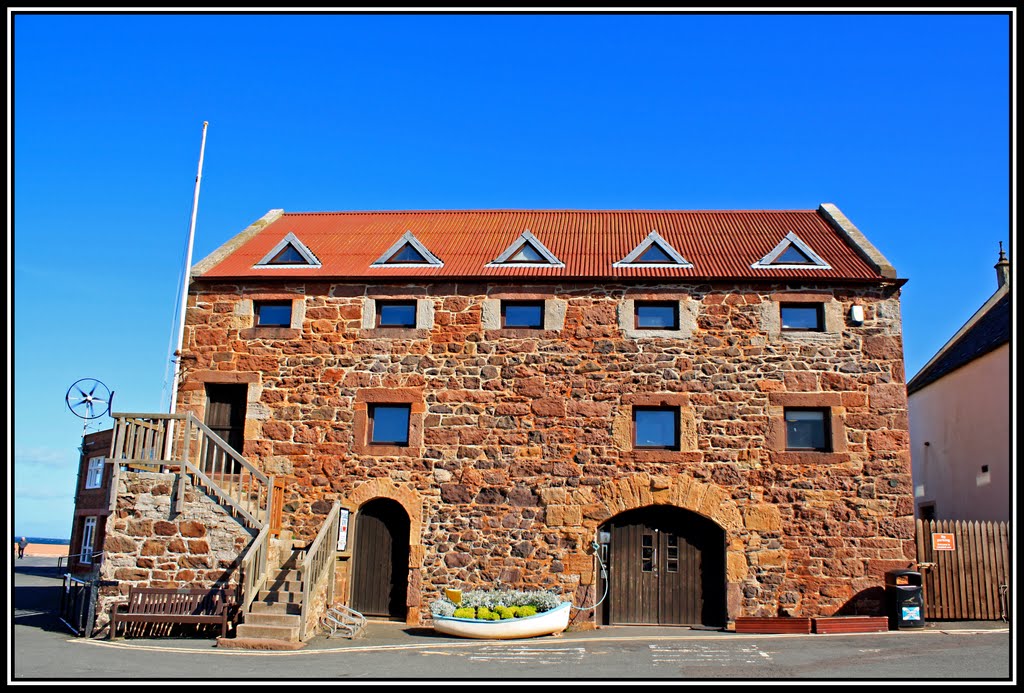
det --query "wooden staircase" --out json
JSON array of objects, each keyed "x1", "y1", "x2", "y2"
[{"x1": 110, "y1": 414, "x2": 347, "y2": 648}]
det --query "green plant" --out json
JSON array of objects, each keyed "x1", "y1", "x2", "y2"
[{"x1": 430, "y1": 588, "x2": 564, "y2": 620}]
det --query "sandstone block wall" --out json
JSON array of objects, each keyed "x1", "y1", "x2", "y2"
[
  {"x1": 175, "y1": 280, "x2": 913, "y2": 624},
  {"x1": 93, "y1": 471, "x2": 255, "y2": 634}
]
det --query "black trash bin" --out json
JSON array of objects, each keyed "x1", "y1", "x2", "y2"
[{"x1": 885, "y1": 569, "x2": 925, "y2": 629}]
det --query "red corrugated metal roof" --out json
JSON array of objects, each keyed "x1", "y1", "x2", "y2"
[{"x1": 199, "y1": 208, "x2": 889, "y2": 281}]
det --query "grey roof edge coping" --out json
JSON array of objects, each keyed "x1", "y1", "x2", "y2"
[
  {"x1": 192, "y1": 209, "x2": 286, "y2": 277},
  {"x1": 817, "y1": 203, "x2": 897, "y2": 279}
]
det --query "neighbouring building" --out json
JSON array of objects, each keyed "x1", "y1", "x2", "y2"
[
  {"x1": 91, "y1": 203, "x2": 915, "y2": 635},
  {"x1": 67, "y1": 427, "x2": 115, "y2": 575},
  {"x1": 907, "y1": 247, "x2": 1011, "y2": 522}
]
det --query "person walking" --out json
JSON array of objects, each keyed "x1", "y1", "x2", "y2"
[{"x1": 17, "y1": 537, "x2": 28, "y2": 558}]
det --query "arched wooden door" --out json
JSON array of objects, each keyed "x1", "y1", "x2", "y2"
[
  {"x1": 350, "y1": 498, "x2": 410, "y2": 619},
  {"x1": 600, "y1": 505, "x2": 726, "y2": 627}
]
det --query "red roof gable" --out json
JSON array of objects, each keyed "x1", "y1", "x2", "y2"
[{"x1": 196, "y1": 207, "x2": 893, "y2": 282}]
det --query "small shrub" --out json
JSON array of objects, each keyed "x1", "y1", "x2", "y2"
[{"x1": 430, "y1": 587, "x2": 564, "y2": 620}]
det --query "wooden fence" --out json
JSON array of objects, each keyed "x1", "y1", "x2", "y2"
[{"x1": 915, "y1": 519, "x2": 1011, "y2": 621}]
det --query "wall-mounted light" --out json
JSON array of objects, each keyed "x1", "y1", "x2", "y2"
[{"x1": 849, "y1": 304, "x2": 865, "y2": 326}]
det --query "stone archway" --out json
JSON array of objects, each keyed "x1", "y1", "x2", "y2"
[
  {"x1": 343, "y1": 479, "x2": 425, "y2": 625},
  {"x1": 542, "y1": 473, "x2": 748, "y2": 624}
]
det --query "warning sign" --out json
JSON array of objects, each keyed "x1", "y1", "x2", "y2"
[{"x1": 932, "y1": 533, "x2": 955, "y2": 551}]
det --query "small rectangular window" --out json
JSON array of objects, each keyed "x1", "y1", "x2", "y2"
[
  {"x1": 635, "y1": 301, "x2": 679, "y2": 330},
  {"x1": 633, "y1": 406, "x2": 680, "y2": 450},
  {"x1": 784, "y1": 408, "x2": 831, "y2": 451},
  {"x1": 368, "y1": 404, "x2": 411, "y2": 445},
  {"x1": 377, "y1": 301, "x2": 417, "y2": 328},
  {"x1": 255, "y1": 300, "x2": 293, "y2": 327},
  {"x1": 85, "y1": 456, "x2": 105, "y2": 489},
  {"x1": 501, "y1": 301, "x2": 544, "y2": 329},
  {"x1": 780, "y1": 304, "x2": 824, "y2": 331}
]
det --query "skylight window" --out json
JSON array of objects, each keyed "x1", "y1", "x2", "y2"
[
  {"x1": 371, "y1": 231, "x2": 444, "y2": 268},
  {"x1": 254, "y1": 232, "x2": 321, "y2": 269},
  {"x1": 487, "y1": 230, "x2": 564, "y2": 268},
  {"x1": 613, "y1": 230, "x2": 693, "y2": 268},
  {"x1": 751, "y1": 232, "x2": 831, "y2": 270},
  {"x1": 508, "y1": 244, "x2": 546, "y2": 263}
]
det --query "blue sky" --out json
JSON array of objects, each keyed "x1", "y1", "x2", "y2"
[{"x1": 9, "y1": 11, "x2": 1013, "y2": 539}]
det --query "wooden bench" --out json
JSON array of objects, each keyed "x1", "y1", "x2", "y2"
[{"x1": 109, "y1": 586, "x2": 238, "y2": 639}]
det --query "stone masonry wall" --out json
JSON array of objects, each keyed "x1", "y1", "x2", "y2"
[
  {"x1": 175, "y1": 280, "x2": 913, "y2": 626},
  {"x1": 93, "y1": 472, "x2": 255, "y2": 635}
]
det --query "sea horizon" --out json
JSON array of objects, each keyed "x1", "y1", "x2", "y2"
[{"x1": 12, "y1": 536, "x2": 70, "y2": 545}]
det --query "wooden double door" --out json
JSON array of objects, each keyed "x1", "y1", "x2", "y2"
[{"x1": 601, "y1": 506, "x2": 726, "y2": 627}]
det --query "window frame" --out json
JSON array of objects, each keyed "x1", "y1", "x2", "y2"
[
  {"x1": 632, "y1": 406, "x2": 681, "y2": 451},
  {"x1": 783, "y1": 407, "x2": 832, "y2": 452},
  {"x1": 85, "y1": 456, "x2": 105, "y2": 490},
  {"x1": 80, "y1": 517, "x2": 97, "y2": 565},
  {"x1": 634, "y1": 301, "x2": 680, "y2": 330},
  {"x1": 254, "y1": 300, "x2": 293, "y2": 327},
  {"x1": 367, "y1": 403, "x2": 413, "y2": 446},
  {"x1": 780, "y1": 303, "x2": 825, "y2": 332},
  {"x1": 375, "y1": 300, "x2": 418, "y2": 328},
  {"x1": 500, "y1": 300, "x2": 545, "y2": 329}
]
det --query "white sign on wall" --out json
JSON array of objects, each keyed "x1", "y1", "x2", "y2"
[{"x1": 337, "y1": 508, "x2": 350, "y2": 552}]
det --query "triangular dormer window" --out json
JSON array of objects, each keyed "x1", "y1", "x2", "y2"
[
  {"x1": 370, "y1": 231, "x2": 444, "y2": 268},
  {"x1": 613, "y1": 230, "x2": 693, "y2": 268},
  {"x1": 487, "y1": 230, "x2": 564, "y2": 268},
  {"x1": 751, "y1": 231, "x2": 831, "y2": 270},
  {"x1": 255, "y1": 232, "x2": 321, "y2": 269}
]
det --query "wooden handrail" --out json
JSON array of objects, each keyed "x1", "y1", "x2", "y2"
[
  {"x1": 299, "y1": 503, "x2": 340, "y2": 641},
  {"x1": 238, "y1": 524, "x2": 271, "y2": 614},
  {"x1": 110, "y1": 411, "x2": 277, "y2": 613}
]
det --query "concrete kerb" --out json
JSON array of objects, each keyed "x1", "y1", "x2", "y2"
[{"x1": 67, "y1": 619, "x2": 1010, "y2": 657}]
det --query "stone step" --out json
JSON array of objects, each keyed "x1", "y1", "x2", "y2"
[
  {"x1": 250, "y1": 601, "x2": 302, "y2": 616},
  {"x1": 235, "y1": 623, "x2": 299, "y2": 642},
  {"x1": 244, "y1": 612, "x2": 302, "y2": 628},
  {"x1": 259, "y1": 590, "x2": 303, "y2": 603},
  {"x1": 263, "y1": 580, "x2": 303, "y2": 593},
  {"x1": 267, "y1": 570, "x2": 302, "y2": 584}
]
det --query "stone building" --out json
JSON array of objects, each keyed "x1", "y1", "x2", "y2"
[{"x1": 96, "y1": 203, "x2": 915, "y2": 633}]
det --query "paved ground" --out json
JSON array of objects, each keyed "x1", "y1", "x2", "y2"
[{"x1": 10, "y1": 556, "x2": 1014, "y2": 682}]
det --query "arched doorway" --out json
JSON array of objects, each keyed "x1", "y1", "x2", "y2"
[
  {"x1": 599, "y1": 505, "x2": 726, "y2": 627},
  {"x1": 350, "y1": 498, "x2": 410, "y2": 619}
]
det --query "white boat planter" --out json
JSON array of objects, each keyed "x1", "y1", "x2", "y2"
[{"x1": 432, "y1": 602, "x2": 572, "y2": 640}]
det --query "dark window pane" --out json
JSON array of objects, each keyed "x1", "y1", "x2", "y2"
[
  {"x1": 781, "y1": 305, "x2": 823, "y2": 331},
  {"x1": 269, "y1": 244, "x2": 306, "y2": 264},
  {"x1": 785, "y1": 409, "x2": 828, "y2": 450},
  {"x1": 636, "y1": 244, "x2": 674, "y2": 263},
  {"x1": 636, "y1": 303, "x2": 678, "y2": 329},
  {"x1": 370, "y1": 405, "x2": 411, "y2": 445},
  {"x1": 507, "y1": 244, "x2": 545, "y2": 263},
  {"x1": 256, "y1": 302, "x2": 292, "y2": 326},
  {"x1": 389, "y1": 243, "x2": 428, "y2": 263},
  {"x1": 634, "y1": 408, "x2": 678, "y2": 449},
  {"x1": 378, "y1": 302, "x2": 417, "y2": 327},
  {"x1": 503, "y1": 302, "x2": 544, "y2": 328},
  {"x1": 775, "y1": 244, "x2": 814, "y2": 264},
  {"x1": 667, "y1": 561, "x2": 678, "y2": 573}
]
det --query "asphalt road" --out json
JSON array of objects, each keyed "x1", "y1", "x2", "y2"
[{"x1": 9, "y1": 557, "x2": 1014, "y2": 683}]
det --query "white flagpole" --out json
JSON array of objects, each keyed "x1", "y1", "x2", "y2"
[{"x1": 165, "y1": 121, "x2": 208, "y2": 458}]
